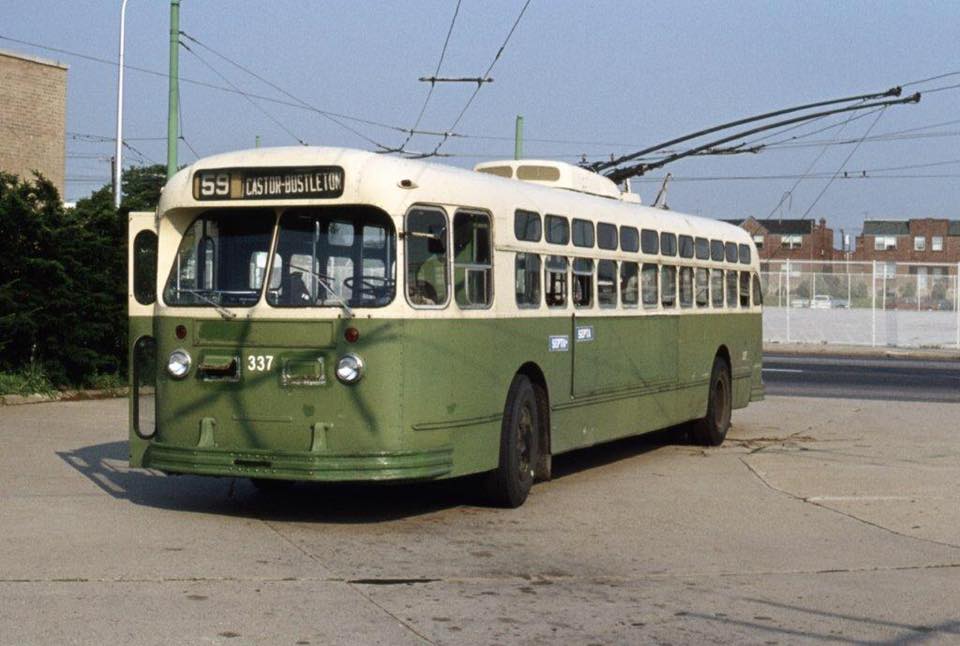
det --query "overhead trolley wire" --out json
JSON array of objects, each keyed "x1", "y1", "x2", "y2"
[
  {"x1": 395, "y1": 0, "x2": 462, "y2": 153},
  {"x1": 417, "y1": 0, "x2": 533, "y2": 158},
  {"x1": 180, "y1": 40, "x2": 308, "y2": 146},
  {"x1": 0, "y1": 33, "x2": 411, "y2": 146},
  {"x1": 798, "y1": 108, "x2": 888, "y2": 220},
  {"x1": 179, "y1": 32, "x2": 391, "y2": 150}
]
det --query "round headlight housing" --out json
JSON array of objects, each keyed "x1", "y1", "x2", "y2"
[
  {"x1": 335, "y1": 353, "x2": 364, "y2": 384},
  {"x1": 167, "y1": 349, "x2": 192, "y2": 379}
]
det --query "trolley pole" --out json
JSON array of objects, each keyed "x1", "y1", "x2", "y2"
[
  {"x1": 166, "y1": 0, "x2": 181, "y2": 180},
  {"x1": 514, "y1": 115, "x2": 524, "y2": 160}
]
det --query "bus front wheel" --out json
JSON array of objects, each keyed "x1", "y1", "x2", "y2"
[
  {"x1": 486, "y1": 374, "x2": 540, "y2": 508},
  {"x1": 691, "y1": 356, "x2": 732, "y2": 446}
]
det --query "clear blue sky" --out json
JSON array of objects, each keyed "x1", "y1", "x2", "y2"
[{"x1": 3, "y1": 1, "x2": 959, "y2": 239}]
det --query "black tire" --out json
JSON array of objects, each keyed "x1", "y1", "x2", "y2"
[
  {"x1": 486, "y1": 374, "x2": 540, "y2": 508},
  {"x1": 690, "y1": 356, "x2": 732, "y2": 446}
]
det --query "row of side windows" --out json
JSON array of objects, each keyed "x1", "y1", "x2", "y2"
[
  {"x1": 516, "y1": 253, "x2": 763, "y2": 310},
  {"x1": 515, "y1": 209, "x2": 753, "y2": 264}
]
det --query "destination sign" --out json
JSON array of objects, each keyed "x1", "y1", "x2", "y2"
[{"x1": 193, "y1": 166, "x2": 344, "y2": 201}]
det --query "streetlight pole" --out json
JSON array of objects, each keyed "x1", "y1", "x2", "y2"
[{"x1": 114, "y1": 0, "x2": 129, "y2": 209}]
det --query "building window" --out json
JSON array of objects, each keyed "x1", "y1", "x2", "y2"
[
  {"x1": 781, "y1": 234, "x2": 802, "y2": 249},
  {"x1": 753, "y1": 234, "x2": 764, "y2": 250},
  {"x1": 932, "y1": 236, "x2": 944, "y2": 252},
  {"x1": 914, "y1": 236, "x2": 926, "y2": 251},
  {"x1": 874, "y1": 235, "x2": 896, "y2": 251}
]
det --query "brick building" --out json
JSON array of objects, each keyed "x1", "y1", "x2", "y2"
[
  {"x1": 852, "y1": 218, "x2": 960, "y2": 275},
  {"x1": 723, "y1": 217, "x2": 836, "y2": 261},
  {"x1": 0, "y1": 49, "x2": 68, "y2": 194}
]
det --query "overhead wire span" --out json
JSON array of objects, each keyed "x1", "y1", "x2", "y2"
[
  {"x1": 396, "y1": 0, "x2": 463, "y2": 153},
  {"x1": 180, "y1": 40, "x2": 308, "y2": 146},
  {"x1": 179, "y1": 31, "x2": 392, "y2": 150},
  {"x1": 0, "y1": 33, "x2": 411, "y2": 145},
  {"x1": 417, "y1": 0, "x2": 533, "y2": 158},
  {"x1": 799, "y1": 108, "x2": 888, "y2": 220},
  {"x1": 762, "y1": 107, "x2": 871, "y2": 219}
]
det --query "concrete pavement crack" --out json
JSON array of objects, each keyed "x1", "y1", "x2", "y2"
[
  {"x1": 739, "y1": 457, "x2": 960, "y2": 551},
  {"x1": 257, "y1": 518, "x2": 435, "y2": 645}
]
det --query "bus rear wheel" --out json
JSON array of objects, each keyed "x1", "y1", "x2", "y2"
[
  {"x1": 691, "y1": 356, "x2": 732, "y2": 446},
  {"x1": 486, "y1": 374, "x2": 540, "y2": 508}
]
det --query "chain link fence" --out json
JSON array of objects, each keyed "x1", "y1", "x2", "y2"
[{"x1": 761, "y1": 261, "x2": 960, "y2": 348}]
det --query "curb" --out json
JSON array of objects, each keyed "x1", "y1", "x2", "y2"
[
  {"x1": 764, "y1": 343, "x2": 960, "y2": 361},
  {"x1": 0, "y1": 388, "x2": 129, "y2": 407}
]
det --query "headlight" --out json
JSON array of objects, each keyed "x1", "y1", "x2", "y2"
[
  {"x1": 336, "y1": 353, "x2": 364, "y2": 384},
  {"x1": 167, "y1": 349, "x2": 192, "y2": 379}
]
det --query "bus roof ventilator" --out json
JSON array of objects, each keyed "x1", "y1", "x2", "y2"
[{"x1": 474, "y1": 160, "x2": 641, "y2": 204}]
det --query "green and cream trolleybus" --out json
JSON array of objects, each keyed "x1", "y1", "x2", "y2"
[{"x1": 128, "y1": 146, "x2": 763, "y2": 507}]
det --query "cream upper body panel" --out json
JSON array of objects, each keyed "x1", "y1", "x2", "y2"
[{"x1": 156, "y1": 146, "x2": 760, "y2": 320}]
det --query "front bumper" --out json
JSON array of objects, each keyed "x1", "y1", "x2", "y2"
[{"x1": 144, "y1": 442, "x2": 454, "y2": 482}]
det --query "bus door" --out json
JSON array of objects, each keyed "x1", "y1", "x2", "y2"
[{"x1": 128, "y1": 211, "x2": 158, "y2": 459}]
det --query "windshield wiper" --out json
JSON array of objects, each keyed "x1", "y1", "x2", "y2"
[
  {"x1": 179, "y1": 288, "x2": 237, "y2": 320},
  {"x1": 289, "y1": 264, "x2": 354, "y2": 318}
]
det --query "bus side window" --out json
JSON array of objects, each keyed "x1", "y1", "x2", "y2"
[
  {"x1": 753, "y1": 273, "x2": 763, "y2": 307},
  {"x1": 661, "y1": 265, "x2": 676, "y2": 308},
  {"x1": 679, "y1": 266, "x2": 694, "y2": 308},
  {"x1": 453, "y1": 210, "x2": 492, "y2": 308},
  {"x1": 406, "y1": 207, "x2": 449, "y2": 307},
  {"x1": 572, "y1": 258, "x2": 593, "y2": 308},
  {"x1": 696, "y1": 267, "x2": 709, "y2": 307},
  {"x1": 515, "y1": 253, "x2": 541, "y2": 307},
  {"x1": 641, "y1": 263, "x2": 658, "y2": 308},
  {"x1": 620, "y1": 261, "x2": 639, "y2": 307},
  {"x1": 726, "y1": 270, "x2": 739, "y2": 308},
  {"x1": 712, "y1": 269, "x2": 724, "y2": 307},
  {"x1": 739, "y1": 271, "x2": 751, "y2": 307},
  {"x1": 597, "y1": 259, "x2": 616, "y2": 308},
  {"x1": 545, "y1": 255, "x2": 568, "y2": 308},
  {"x1": 133, "y1": 230, "x2": 158, "y2": 305}
]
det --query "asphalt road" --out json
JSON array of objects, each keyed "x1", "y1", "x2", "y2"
[{"x1": 762, "y1": 353, "x2": 960, "y2": 402}]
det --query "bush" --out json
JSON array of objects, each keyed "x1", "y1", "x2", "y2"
[{"x1": 0, "y1": 362, "x2": 56, "y2": 396}]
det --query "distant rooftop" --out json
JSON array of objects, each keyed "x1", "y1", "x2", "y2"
[
  {"x1": 862, "y1": 219, "x2": 960, "y2": 236},
  {"x1": 724, "y1": 218, "x2": 815, "y2": 235}
]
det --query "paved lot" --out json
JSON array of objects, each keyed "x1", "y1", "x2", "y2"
[{"x1": 1, "y1": 397, "x2": 959, "y2": 645}]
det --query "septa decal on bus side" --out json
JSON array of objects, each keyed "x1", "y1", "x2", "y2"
[
  {"x1": 549, "y1": 335, "x2": 569, "y2": 352},
  {"x1": 576, "y1": 326, "x2": 594, "y2": 342}
]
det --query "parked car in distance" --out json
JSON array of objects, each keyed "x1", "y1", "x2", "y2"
[
  {"x1": 790, "y1": 297, "x2": 811, "y2": 308},
  {"x1": 831, "y1": 298, "x2": 849, "y2": 309},
  {"x1": 810, "y1": 295, "x2": 833, "y2": 309}
]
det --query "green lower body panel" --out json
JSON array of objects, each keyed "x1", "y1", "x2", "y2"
[{"x1": 143, "y1": 442, "x2": 454, "y2": 482}]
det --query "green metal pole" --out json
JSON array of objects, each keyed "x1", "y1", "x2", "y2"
[
  {"x1": 166, "y1": 0, "x2": 181, "y2": 180},
  {"x1": 514, "y1": 115, "x2": 523, "y2": 160}
]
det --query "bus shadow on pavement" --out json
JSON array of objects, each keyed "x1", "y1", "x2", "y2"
[{"x1": 57, "y1": 428, "x2": 685, "y2": 523}]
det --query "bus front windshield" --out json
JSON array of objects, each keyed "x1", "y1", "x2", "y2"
[
  {"x1": 267, "y1": 207, "x2": 396, "y2": 308},
  {"x1": 163, "y1": 209, "x2": 275, "y2": 307}
]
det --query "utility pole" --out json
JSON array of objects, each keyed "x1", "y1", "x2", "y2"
[
  {"x1": 114, "y1": 0, "x2": 129, "y2": 208},
  {"x1": 514, "y1": 115, "x2": 523, "y2": 160},
  {"x1": 166, "y1": 0, "x2": 180, "y2": 180}
]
